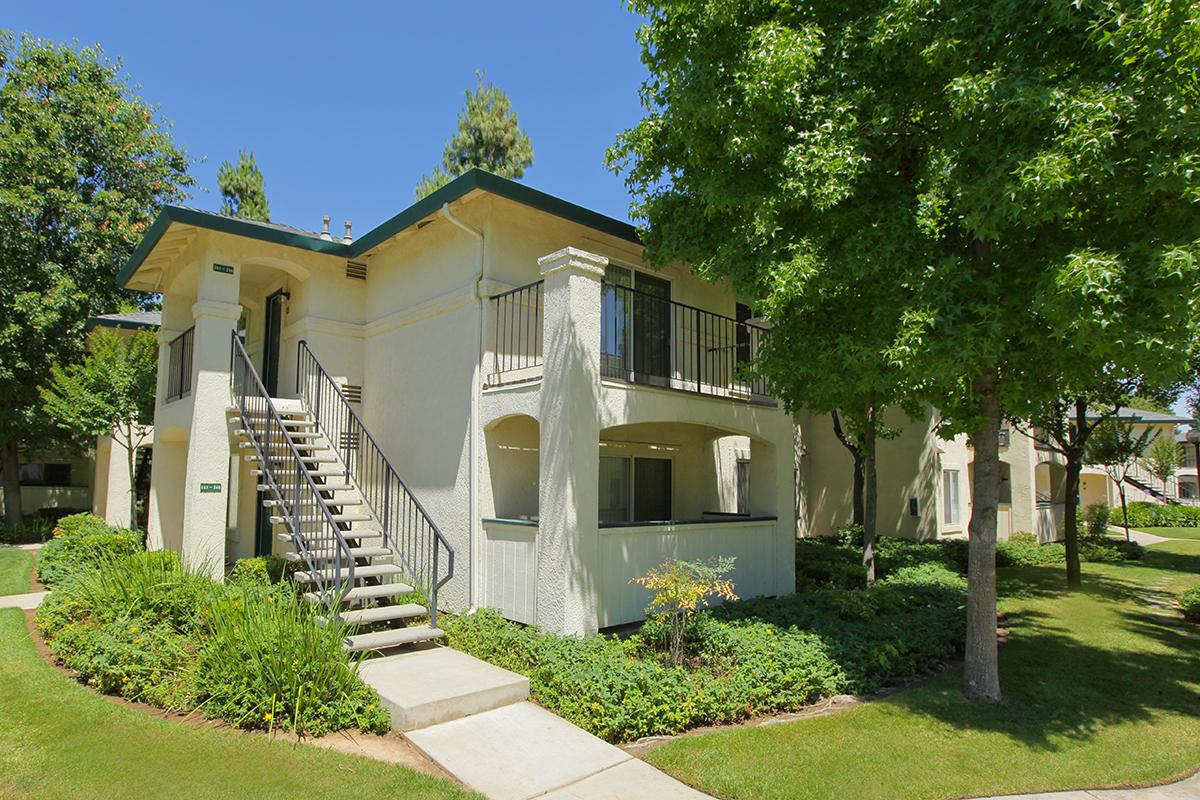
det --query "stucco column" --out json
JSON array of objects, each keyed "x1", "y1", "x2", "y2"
[
  {"x1": 181, "y1": 298, "x2": 242, "y2": 578},
  {"x1": 749, "y1": 435, "x2": 798, "y2": 596},
  {"x1": 536, "y1": 247, "x2": 608, "y2": 636}
]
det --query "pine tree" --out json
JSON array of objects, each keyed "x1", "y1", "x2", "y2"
[
  {"x1": 217, "y1": 150, "x2": 270, "y2": 221},
  {"x1": 416, "y1": 73, "x2": 533, "y2": 198}
]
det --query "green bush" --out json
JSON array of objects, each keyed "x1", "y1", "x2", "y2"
[
  {"x1": 0, "y1": 515, "x2": 56, "y2": 545},
  {"x1": 997, "y1": 537, "x2": 1065, "y2": 566},
  {"x1": 37, "y1": 515, "x2": 143, "y2": 585},
  {"x1": 229, "y1": 554, "x2": 297, "y2": 586},
  {"x1": 1084, "y1": 505, "x2": 1111, "y2": 538},
  {"x1": 1120, "y1": 501, "x2": 1200, "y2": 529},
  {"x1": 35, "y1": 550, "x2": 385, "y2": 737},
  {"x1": 445, "y1": 561, "x2": 966, "y2": 743},
  {"x1": 1180, "y1": 586, "x2": 1200, "y2": 622}
]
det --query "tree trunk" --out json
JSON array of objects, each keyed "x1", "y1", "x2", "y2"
[
  {"x1": 862, "y1": 395, "x2": 879, "y2": 585},
  {"x1": 964, "y1": 369, "x2": 1002, "y2": 702},
  {"x1": 125, "y1": 436, "x2": 139, "y2": 533},
  {"x1": 1, "y1": 440, "x2": 22, "y2": 526},
  {"x1": 1062, "y1": 456, "x2": 1082, "y2": 588},
  {"x1": 1119, "y1": 484, "x2": 1129, "y2": 541},
  {"x1": 831, "y1": 410, "x2": 865, "y2": 526}
]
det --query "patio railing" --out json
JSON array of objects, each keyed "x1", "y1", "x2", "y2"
[{"x1": 165, "y1": 325, "x2": 194, "y2": 403}]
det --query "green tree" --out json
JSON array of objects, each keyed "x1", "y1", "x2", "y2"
[
  {"x1": 41, "y1": 330, "x2": 157, "y2": 531},
  {"x1": 1147, "y1": 433, "x2": 1183, "y2": 490},
  {"x1": 1087, "y1": 419, "x2": 1154, "y2": 540},
  {"x1": 415, "y1": 73, "x2": 534, "y2": 199},
  {"x1": 0, "y1": 34, "x2": 191, "y2": 524},
  {"x1": 610, "y1": 0, "x2": 1200, "y2": 700},
  {"x1": 217, "y1": 149, "x2": 269, "y2": 221}
]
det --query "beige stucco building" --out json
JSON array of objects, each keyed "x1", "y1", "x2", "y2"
[
  {"x1": 119, "y1": 169, "x2": 796, "y2": 639},
  {"x1": 800, "y1": 405, "x2": 1194, "y2": 542}
]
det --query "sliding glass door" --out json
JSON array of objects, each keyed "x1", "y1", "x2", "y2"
[{"x1": 601, "y1": 265, "x2": 672, "y2": 385}]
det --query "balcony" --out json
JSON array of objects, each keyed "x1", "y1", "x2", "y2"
[{"x1": 488, "y1": 279, "x2": 771, "y2": 404}]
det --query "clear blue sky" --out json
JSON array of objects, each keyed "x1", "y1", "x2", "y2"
[{"x1": 5, "y1": 1, "x2": 650, "y2": 234}]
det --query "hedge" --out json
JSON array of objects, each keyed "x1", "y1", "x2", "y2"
[
  {"x1": 36, "y1": 513, "x2": 142, "y2": 585},
  {"x1": 1181, "y1": 586, "x2": 1200, "y2": 623},
  {"x1": 1114, "y1": 501, "x2": 1200, "y2": 529}
]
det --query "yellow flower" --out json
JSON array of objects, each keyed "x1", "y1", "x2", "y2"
[
  {"x1": 263, "y1": 712, "x2": 273, "y2": 723},
  {"x1": 129, "y1": 625, "x2": 139, "y2": 633},
  {"x1": 367, "y1": 704, "x2": 375, "y2": 712}
]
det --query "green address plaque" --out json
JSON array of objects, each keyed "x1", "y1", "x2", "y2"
[{"x1": 199, "y1": 482, "x2": 222, "y2": 493}]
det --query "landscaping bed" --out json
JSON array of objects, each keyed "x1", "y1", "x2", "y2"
[
  {"x1": 445, "y1": 557, "x2": 967, "y2": 743},
  {"x1": 33, "y1": 513, "x2": 387, "y2": 737}
]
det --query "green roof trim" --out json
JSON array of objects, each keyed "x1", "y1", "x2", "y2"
[
  {"x1": 351, "y1": 169, "x2": 642, "y2": 254},
  {"x1": 118, "y1": 169, "x2": 642, "y2": 288}
]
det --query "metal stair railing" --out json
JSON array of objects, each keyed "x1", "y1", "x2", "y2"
[
  {"x1": 296, "y1": 340, "x2": 454, "y2": 627},
  {"x1": 231, "y1": 332, "x2": 355, "y2": 599}
]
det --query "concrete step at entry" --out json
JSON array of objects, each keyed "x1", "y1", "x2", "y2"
[
  {"x1": 304, "y1": 581, "x2": 416, "y2": 604},
  {"x1": 284, "y1": 545, "x2": 392, "y2": 561},
  {"x1": 324, "y1": 602, "x2": 427, "y2": 626},
  {"x1": 345, "y1": 625, "x2": 444, "y2": 652},
  {"x1": 295, "y1": 562, "x2": 404, "y2": 583}
]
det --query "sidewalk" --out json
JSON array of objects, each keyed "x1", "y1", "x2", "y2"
[
  {"x1": 971, "y1": 772, "x2": 1200, "y2": 799},
  {"x1": 0, "y1": 591, "x2": 46, "y2": 610}
]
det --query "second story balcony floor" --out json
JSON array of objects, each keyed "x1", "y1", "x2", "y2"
[{"x1": 487, "y1": 269, "x2": 772, "y2": 406}]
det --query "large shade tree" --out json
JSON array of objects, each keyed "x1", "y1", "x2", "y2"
[
  {"x1": 0, "y1": 34, "x2": 191, "y2": 523},
  {"x1": 217, "y1": 149, "x2": 270, "y2": 222},
  {"x1": 610, "y1": 0, "x2": 1200, "y2": 701}
]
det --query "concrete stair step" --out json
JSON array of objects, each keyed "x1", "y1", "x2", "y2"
[
  {"x1": 359, "y1": 647, "x2": 529, "y2": 732},
  {"x1": 248, "y1": 453, "x2": 339, "y2": 464},
  {"x1": 295, "y1": 562, "x2": 403, "y2": 583},
  {"x1": 325, "y1": 603, "x2": 427, "y2": 626},
  {"x1": 344, "y1": 625, "x2": 444, "y2": 653},
  {"x1": 239, "y1": 440, "x2": 331, "y2": 452},
  {"x1": 304, "y1": 581, "x2": 415, "y2": 604},
  {"x1": 284, "y1": 545, "x2": 392, "y2": 561},
  {"x1": 278, "y1": 530, "x2": 384, "y2": 544},
  {"x1": 235, "y1": 428, "x2": 323, "y2": 440},
  {"x1": 263, "y1": 497, "x2": 362, "y2": 508}
]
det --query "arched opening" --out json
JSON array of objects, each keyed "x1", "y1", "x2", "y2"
[
  {"x1": 484, "y1": 414, "x2": 540, "y2": 521},
  {"x1": 1035, "y1": 460, "x2": 1067, "y2": 542}
]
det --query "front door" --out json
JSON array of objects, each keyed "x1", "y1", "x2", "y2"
[{"x1": 254, "y1": 290, "x2": 286, "y2": 556}]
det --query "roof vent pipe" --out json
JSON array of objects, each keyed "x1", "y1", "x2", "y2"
[
  {"x1": 320, "y1": 215, "x2": 332, "y2": 241},
  {"x1": 343, "y1": 220, "x2": 353, "y2": 244}
]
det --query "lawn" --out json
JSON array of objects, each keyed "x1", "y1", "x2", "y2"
[
  {"x1": 0, "y1": 547, "x2": 33, "y2": 595},
  {"x1": 0, "y1": 609, "x2": 479, "y2": 799},
  {"x1": 1134, "y1": 527, "x2": 1200, "y2": 541},
  {"x1": 646, "y1": 540, "x2": 1200, "y2": 800}
]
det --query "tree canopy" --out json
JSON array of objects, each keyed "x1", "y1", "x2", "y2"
[
  {"x1": 611, "y1": 0, "x2": 1200, "y2": 701},
  {"x1": 416, "y1": 73, "x2": 534, "y2": 198},
  {"x1": 0, "y1": 33, "x2": 191, "y2": 522},
  {"x1": 217, "y1": 149, "x2": 269, "y2": 221}
]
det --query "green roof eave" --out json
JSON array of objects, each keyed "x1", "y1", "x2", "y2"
[
  {"x1": 118, "y1": 169, "x2": 642, "y2": 289},
  {"x1": 117, "y1": 207, "x2": 350, "y2": 288},
  {"x1": 348, "y1": 168, "x2": 642, "y2": 256}
]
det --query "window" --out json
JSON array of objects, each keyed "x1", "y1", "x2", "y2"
[
  {"x1": 736, "y1": 458, "x2": 751, "y2": 515},
  {"x1": 19, "y1": 462, "x2": 72, "y2": 487},
  {"x1": 601, "y1": 264, "x2": 671, "y2": 384},
  {"x1": 942, "y1": 468, "x2": 961, "y2": 527},
  {"x1": 598, "y1": 455, "x2": 673, "y2": 523}
]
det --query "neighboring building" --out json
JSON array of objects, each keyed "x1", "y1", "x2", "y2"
[
  {"x1": 118, "y1": 169, "x2": 796, "y2": 642},
  {"x1": 800, "y1": 405, "x2": 1193, "y2": 543},
  {"x1": 0, "y1": 312, "x2": 158, "y2": 526},
  {"x1": 86, "y1": 311, "x2": 160, "y2": 530}
]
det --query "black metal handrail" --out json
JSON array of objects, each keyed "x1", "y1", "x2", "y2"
[
  {"x1": 600, "y1": 281, "x2": 770, "y2": 400},
  {"x1": 296, "y1": 341, "x2": 454, "y2": 626},
  {"x1": 165, "y1": 326, "x2": 194, "y2": 402},
  {"x1": 489, "y1": 280, "x2": 544, "y2": 385},
  {"x1": 231, "y1": 332, "x2": 355, "y2": 599}
]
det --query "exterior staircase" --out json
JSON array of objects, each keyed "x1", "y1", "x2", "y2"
[{"x1": 230, "y1": 333, "x2": 453, "y2": 653}]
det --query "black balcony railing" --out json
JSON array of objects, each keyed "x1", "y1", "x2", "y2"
[
  {"x1": 489, "y1": 281, "x2": 544, "y2": 385},
  {"x1": 601, "y1": 282, "x2": 770, "y2": 401},
  {"x1": 165, "y1": 326, "x2": 194, "y2": 402}
]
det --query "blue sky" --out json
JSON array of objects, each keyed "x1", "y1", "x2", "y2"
[{"x1": 6, "y1": 1, "x2": 650, "y2": 234}]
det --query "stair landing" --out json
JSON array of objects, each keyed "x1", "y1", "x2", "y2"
[{"x1": 358, "y1": 646, "x2": 529, "y2": 731}]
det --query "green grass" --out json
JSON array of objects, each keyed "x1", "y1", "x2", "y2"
[
  {"x1": 0, "y1": 547, "x2": 33, "y2": 595},
  {"x1": 0, "y1": 609, "x2": 479, "y2": 799},
  {"x1": 1134, "y1": 527, "x2": 1200, "y2": 541},
  {"x1": 647, "y1": 540, "x2": 1200, "y2": 800}
]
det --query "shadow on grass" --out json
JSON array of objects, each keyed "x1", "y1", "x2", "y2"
[{"x1": 886, "y1": 577, "x2": 1200, "y2": 752}]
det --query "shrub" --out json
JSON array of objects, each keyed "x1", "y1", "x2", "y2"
[
  {"x1": 1084, "y1": 505, "x2": 1111, "y2": 538},
  {"x1": 1180, "y1": 586, "x2": 1200, "y2": 622},
  {"x1": 0, "y1": 515, "x2": 55, "y2": 545},
  {"x1": 1121, "y1": 501, "x2": 1200, "y2": 529},
  {"x1": 997, "y1": 537, "x2": 1065, "y2": 567},
  {"x1": 795, "y1": 539, "x2": 867, "y2": 590},
  {"x1": 632, "y1": 557, "x2": 737, "y2": 665},
  {"x1": 36, "y1": 550, "x2": 385, "y2": 737},
  {"x1": 37, "y1": 521, "x2": 143, "y2": 586},
  {"x1": 191, "y1": 583, "x2": 388, "y2": 736},
  {"x1": 445, "y1": 560, "x2": 966, "y2": 743}
]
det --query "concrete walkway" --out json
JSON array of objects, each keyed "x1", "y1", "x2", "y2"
[
  {"x1": 360, "y1": 645, "x2": 712, "y2": 800},
  {"x1": 1118, "y1": 527, "x2": 1172, "y2": 546},
  {"x1": 972, "y1": 772, "x2": 1200, "y2": 799},
  {"x1": 0, "y1": 591, "x2": 46, "y2": 610}
]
